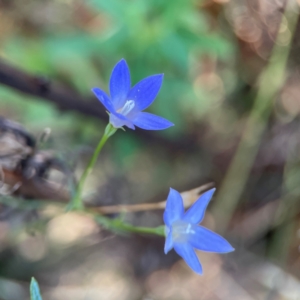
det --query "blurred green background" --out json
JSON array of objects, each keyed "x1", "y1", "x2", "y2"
[{"x1": 1, "y1": 0, "x2": 300, "y2": 299}]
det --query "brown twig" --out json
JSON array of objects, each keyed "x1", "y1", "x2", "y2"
[
  {"x1": 0, "y1": 172, "x2": 213, "y2": 215},
  {"x1": 93, "y1": 182, "x2": 215, "y2": 214}
]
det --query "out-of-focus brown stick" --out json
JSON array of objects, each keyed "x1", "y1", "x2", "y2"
[
  {"x1": 0, "y1": 59, "x2": 107, "y2": 120},
  {"x1": 92, "y1": 182, "x2": 215, "y2": 214},
  {"x1": 0, "y1": 59, "x2": 195, "y2": 152},
  {"x1": 1, "y1": 168, "x2": 213, "y2": 214}
]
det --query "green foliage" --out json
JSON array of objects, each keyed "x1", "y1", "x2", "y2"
[{"x1": 1, "y1": 0, "x2": 235, "y2": 135}]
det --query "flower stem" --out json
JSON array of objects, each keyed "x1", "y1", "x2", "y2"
[
  {"x1": 70, "y1": 123, "x2": 117, "y2": 210},
  {"x1": 95, "y1": 214, "x2": 165, "y2": 236}
]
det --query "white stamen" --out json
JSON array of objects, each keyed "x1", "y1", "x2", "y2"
[
  {"x1": 186, "y1": 223, "x2": 195, "y2": 234},
  {"x1": 172, "y1": 221, "x2": 196, "y2": 243},
  {"x1": 119, "y1": 100, "x2": 135, "y2": 116}
]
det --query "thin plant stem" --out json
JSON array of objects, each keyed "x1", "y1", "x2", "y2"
[
  {"x1": 212, "y1": 1, "x2": 299, "y2": 231},
  {"x1": 70, "y1": 123, "x2": 117, "y2": 210},
  {"x1": 0, "y1": 195, "x2": 165, "y2": 237},
  {"x1": 0, "y1": 183, "x2": 213, "y2": 213},
  {"x1": 94, "y1": 214, "x2": 165, "y2": 236}
]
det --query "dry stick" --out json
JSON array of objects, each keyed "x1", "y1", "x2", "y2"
[
  {"x1": 0, "y1": 183, "x2": 214, "y2": 236},
  {"x1": 0, "y1": 170, "x2": 215, "y2": 215},
  {"x1": 93, "y1": 182, "x2": 214, "y2": 214},
  {"x1": 1, "y1": 163, "x2": 213, "y2": 213},
  {"x1": 212, "y1": 1, "x2": 299, "y2": 231}
]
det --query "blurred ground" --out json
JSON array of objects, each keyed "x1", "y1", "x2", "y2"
[{"x1": 1, "y1": 0, "x2": 300, "y2": 299}]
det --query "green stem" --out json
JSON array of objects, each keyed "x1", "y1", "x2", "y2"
[
  {"x1": 70, "y1": 123, "x2": 117, "y2": 210},
  {"x1": 95, "y1": 214, "x2": 165, "y2": 236},
  {"x1": 0, "y1": 196, "x2": 166, "y2": 237},
  {"x1": 212, "y1": 2, "x2": 299, "y2": 231}
]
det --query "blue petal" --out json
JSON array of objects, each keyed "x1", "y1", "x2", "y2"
[
  {"x1": 163, "y1": 188, "x2": 184, "y2": 227},
  {"x1": 183, "y1": 188, "x2": 216, "y2": 224},
  {"x1": 132, "y1": 112, "x2": 174, "y2": 130},
  {"x1": 92, "y1": 88, "x2": 115, "y2": 113},
  {"x1": 127, "y1": 74, "x2": 164, "y2": 111},
  {"x1": 109, "y1": 59, "x2": 131, "y2": 110},
  {"x1": 110, "y1": 112, "x2": 135, "y2": 130},
  {"x1": 174, "y1": 243, "x2": 203, "y2": 274},
  {"x1": 189, "y1": 226, "x2": 234, "y2": 253},
  {"x1": 164, "y1": 229, "x2": 174, "y2": 254}
]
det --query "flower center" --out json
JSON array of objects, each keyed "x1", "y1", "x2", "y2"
[
  {"x1": 172, "y1": 220, "x2": 196, "y2": 243},
  {"x1": 118, "y1": 100, "x2": 135, "y2": 116}
]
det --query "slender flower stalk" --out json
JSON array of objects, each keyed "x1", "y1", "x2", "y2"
[
  {"x1": 70, "y1": 124, "x2": 117, "y2": 210},
  {"x1": 69, "y1": 59, "x2": 173, "y2": 210},
  {"x1": 95, "y1": 214, "x2": 165, "y2": 236}
]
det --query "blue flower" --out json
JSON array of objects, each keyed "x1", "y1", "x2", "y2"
[
  {"x1": 92, "y1": 59, "x2": 174, "y2": 130},
  {"x1": 164, "y1": 188, "x2": 234, "y2": 274}
]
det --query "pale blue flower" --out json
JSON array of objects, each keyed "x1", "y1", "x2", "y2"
[
  {"x1": 164, "y1": 188, "x2": 234, "y2": 274},
  {"x1": 92, "y1": 59, "x2": 174, "y2": 130}
]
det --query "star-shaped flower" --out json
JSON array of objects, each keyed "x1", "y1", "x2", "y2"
[
  {"x1": 164, "y1": 188, "x2": 234, "y2": 274},
  {"x1": 92, "y1": 59, "x2": 174, "y2": 130}
]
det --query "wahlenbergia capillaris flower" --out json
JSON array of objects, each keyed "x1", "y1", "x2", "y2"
[
  {"x1": 92, "y1": 59, "x2": 174, "y2": 130},
  {"x1": 164, "y1": 188, "x2": 234, "y2": 274}
]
